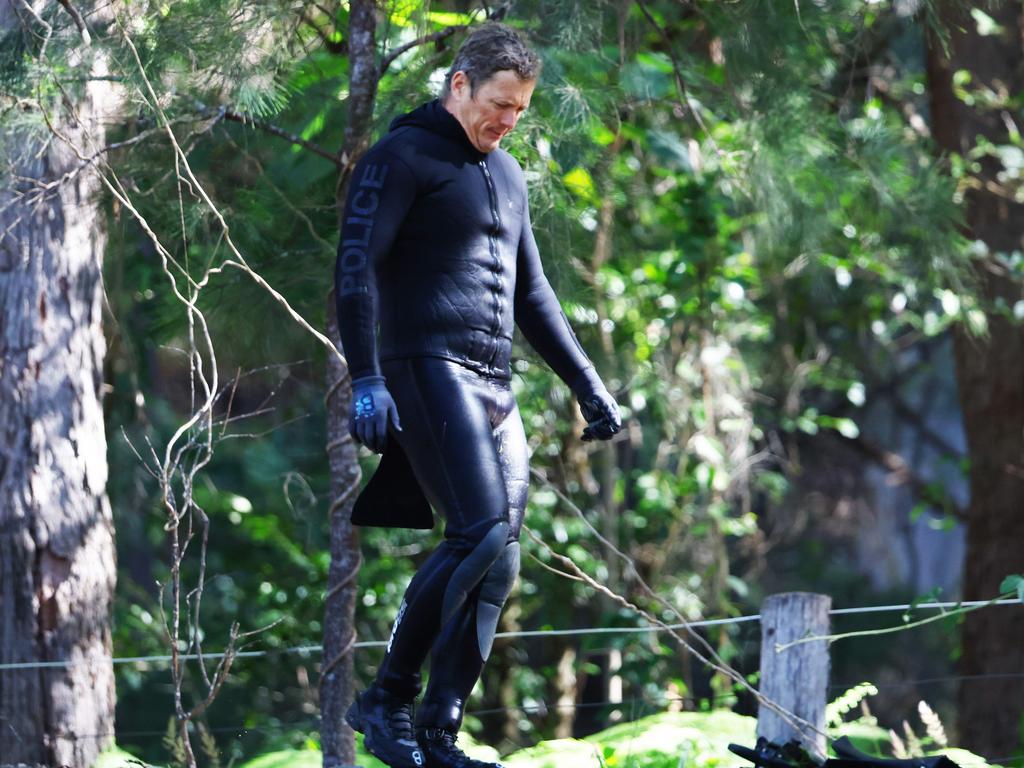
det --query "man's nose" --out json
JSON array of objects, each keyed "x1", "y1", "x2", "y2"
[{"x1": 500, "y1": 110, "x2": 517, "y2": 129}]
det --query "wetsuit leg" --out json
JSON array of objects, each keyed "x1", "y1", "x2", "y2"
[
  {"x1": 416, "y1": 391, "x2": 529, "y2": 731},
  {"x1": 374, "y1": 358, "x2": 524, "y2": 702}
]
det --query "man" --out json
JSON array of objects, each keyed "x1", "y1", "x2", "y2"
[{"x1": 334, "y1": 23, "x2": 621, "y2": 768}]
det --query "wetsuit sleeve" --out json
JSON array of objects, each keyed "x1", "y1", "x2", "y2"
[
  {"x1": 334, "y1": 149, "x2": 417, "y2": 380},
  {"x1": 513, "y1": 199, "x2": 603, "y2": 395}
]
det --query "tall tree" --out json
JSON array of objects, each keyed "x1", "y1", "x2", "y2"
[
  {"x1": 0, "y1": 2, "x2": 118, "y2": 765},
  {"x1": 321, "y1": 1, "x2": 378, "y2": 764},
  {"x1": 926, "y1": 1, "x2": 1024, "y2": 757},
  {"x1": 320, "y1": 7, "x2": 500, "y2": 762}
]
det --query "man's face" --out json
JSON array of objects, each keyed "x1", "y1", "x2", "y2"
[{"x1": 445, "y1": 69, "x2": 535, "y2": 153}]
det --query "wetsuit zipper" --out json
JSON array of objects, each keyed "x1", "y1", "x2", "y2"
[{"x1": 479, "y1": 159, "x2": 503, "y2": 370}]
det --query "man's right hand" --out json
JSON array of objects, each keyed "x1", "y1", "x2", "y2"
[{"x1": 349, "y1": 375, "x2": 402, "y2": 454}]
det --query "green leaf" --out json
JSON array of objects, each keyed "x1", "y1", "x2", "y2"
[
  {"x1": 562, "y1": 166, "x2": 596, "y2": 202},
  {"x1": 970, "y1": 9, "x2": 1005, "y2": 37},
  {"x1": 427, "y1": 10, "x2": 474, "y2": 26},
  {"x1": 647, "y1": 130, "x2": 692, "y2": 172},
  {"x1": 999, "y1": 574, "x2": 1024, "y2": 603}
]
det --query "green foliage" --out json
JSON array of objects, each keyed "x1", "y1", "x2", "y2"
[
  {"x1": 100, "y1": 701, "x2": 1000, "y2": 766},
  {"x1": 179, "y1": 708, "x2": 990, "y2": 767},
  {"x1": 198, "y1": 722, "x2": 222, "y2": 768},
  {"x1": 111, "y1": 0, "x2": 307, "y2": 117},
  {"x1": 827, "y1": 682, "x2": 880, "y2": 730},
  {"x1": 237, "y1": 749, "x2": 322, "y2": 768},
  {"x1": 999, "y1": 574, "x2": 1024, "y2": 603},
  {"x1": 230, "y1": 711, "x2": 758, "y2": 768},
  {"x1": 162, "y1": 718, "x2": 187, "y2": 768},
  {"x1": 96, "y1": 744, "x2": 155, "y2": 768}
]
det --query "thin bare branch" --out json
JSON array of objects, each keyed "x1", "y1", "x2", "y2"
[
  {"x1": 522, "y1": 523, "x2": 825, "y2": 744},
  {"x1": 57, "y1": 0, "x2": 91, "y2": 44},
  {"x1": 634, "y1": 0, "x2": 719, "y2": 152},
  {"x1": 201, "y1": 102, "x2": 343, "y2": 165},
  {"x1": 219, "y1": 129, "x2": 336, "y2": 256},
  {"x1": 302, "y1": 9, "x2": 346, "y2": 54},
  {"x1": 380, "y1": 25, "x2": 466, "y2": 74}
]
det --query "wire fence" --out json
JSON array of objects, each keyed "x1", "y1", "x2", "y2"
[
  {"x1": 2, "y1": 598, "x2": 1018, "y2": 672},
  {"x1": 829, "y1": 672, "x2": 1024, "y2": 690},
  {"x1": 5, "y1": 597, "x2": 1021, "y2": 766}
]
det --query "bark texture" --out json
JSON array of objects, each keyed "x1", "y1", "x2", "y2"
[
  {"x1": 321, "y1": 302, "x2": 363, "y2": 768},
  {"x1": 926, "y1": 2, "x2": 1024, "y2": 758},
  {"x1": 320, "y1": 1, "x2": 379, "y2": 765},
  {"x1": 0, "y1": 5, "x2": 118, "y2": 765},
  {"x1": 757, "y1": 592, "x2": 831, "y2": 760}
]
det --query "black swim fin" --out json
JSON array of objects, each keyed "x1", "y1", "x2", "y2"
[{"x1": 351, "y1": 439, "x2": 435, "y2": 530}]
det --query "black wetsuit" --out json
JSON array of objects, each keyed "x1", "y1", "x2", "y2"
[{"x1": 334, "y1": 99, "x2": 602, "y2": 732}]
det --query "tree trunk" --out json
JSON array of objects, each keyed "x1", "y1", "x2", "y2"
[
  {"x1": 321, "y1": 299, "x2": 363, "y2": 768},
  {"x1": 320, "y1": 2, "x2": 380, "y2": 765},
  {"x1": 0, "y1": 5, "x2": 118, "y2": 765},
  {"x1": 926, "y1": 2, "x2": 1024, "y2": 757}
]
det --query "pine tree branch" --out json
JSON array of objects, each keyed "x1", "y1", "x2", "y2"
[
  {"x1": 378, "y1": 4, "x2": 508, "y2": 76},
  {"x1": 301, "y1": 10, "x2": 345, "y2": 54},
  {"x1": 312, "y1": 1, "x2": 338, "y2": 21},
  {"x1": 198, "y1": 103, "x2": 342, "y2": 166},
  {"x1": 380, "y1": 25, "x2": 466, "y2": 75},
  {"x1": 633, "y1": 0, "x2": 716, "y2": 148},
  {"x1": 219, "y1": 130, "x2": 337, "y2": 257},
  {"x1": 1, "y1": 105, "x2": 321, "y2": 231},
  {"x1": 0, "y1": 111, "x2": 198, "y2": 232},
  {"x1": 870, "y1": 72, "x2": 931, "y2": 139}
]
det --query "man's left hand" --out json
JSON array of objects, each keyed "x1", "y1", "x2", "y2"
[{"x1": 579, "y1": 388, "x2": 622, "y2": 442}]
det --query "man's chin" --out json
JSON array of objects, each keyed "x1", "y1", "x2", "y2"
[{"x1": 478, "y1": 132, "x2": 505, "y2": 152}]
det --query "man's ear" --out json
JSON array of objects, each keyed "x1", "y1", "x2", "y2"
[{"x1": 450, "y1": 70, "x2": 470, "y2": 99}]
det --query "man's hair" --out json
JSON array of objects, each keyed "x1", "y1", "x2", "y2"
[{"x1": 441, "y1": 23, "x2": 541, "y2": 100}]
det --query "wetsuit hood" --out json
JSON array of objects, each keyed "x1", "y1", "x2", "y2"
[{"x1": 389, "y1": 99, "x2": 485, "y2": 159}]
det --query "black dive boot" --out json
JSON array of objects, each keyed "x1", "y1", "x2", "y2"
[
  {"x1": 345, "y1": 683, "x2": 425, "y2": 768},
  {"x1": 415, "y1": 727, "x2": 504, "y2": 768},
  {"x1": 415, "y1": 697, "x2": 503, "y2": 768}
]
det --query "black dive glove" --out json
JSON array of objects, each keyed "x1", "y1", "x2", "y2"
[
  {"x1": 580, "y1": 389, "x2": 622, "y2": 441},
  {"x1": 349, "y1": 375, "x2": 402, "y2": 454},
  {"x1": 572, "y1": 368, "x2": 622, "y2": 442}
]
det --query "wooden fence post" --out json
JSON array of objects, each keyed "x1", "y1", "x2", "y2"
[{"x1": 757, "y1": 592, "x2": 832, "y2": 759}]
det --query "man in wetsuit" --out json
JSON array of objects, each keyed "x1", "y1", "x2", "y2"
[{"x1": 334, "y1": 23, "x2": 622, "y2": 768}]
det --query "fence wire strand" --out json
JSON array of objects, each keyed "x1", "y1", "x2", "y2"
[{"x1": 1, "y1": 599, "x2": 1018, "y2": 672}]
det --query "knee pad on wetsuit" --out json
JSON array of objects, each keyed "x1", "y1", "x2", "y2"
[
  {"x1": 439, "y1": 519, "x2": 509, "y2": 629},
  {"x1": 475, "y1": 541, "x2": 520, "y2": 661}
]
